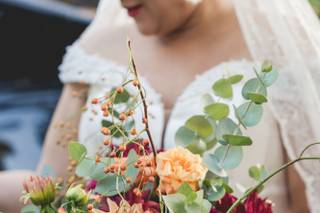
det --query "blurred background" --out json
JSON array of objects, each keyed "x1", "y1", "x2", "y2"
[{"x1": 0, "y1": 0, "x2": 319, "y2": 172}]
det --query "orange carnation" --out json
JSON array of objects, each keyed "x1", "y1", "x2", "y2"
[{"x1": 156, "y1": 147, "x2": 208, "y2": 194}]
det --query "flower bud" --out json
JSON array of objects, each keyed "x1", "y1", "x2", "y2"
[
  {"x1": 22, "y1": 176, "x2": 56, "y2": 206},
  {"x1": 66, "y1": 184, "x2": 89, "y2": 206}
]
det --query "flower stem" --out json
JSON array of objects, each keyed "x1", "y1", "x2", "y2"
[
  {"x1": 226, "y1": 156, "x2": 320, "y2": 213},
  {"x1": 127, "y1": 39, "x2": 157, "y2": 165}
]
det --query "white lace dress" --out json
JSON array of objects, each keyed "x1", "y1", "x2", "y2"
[{"x1": 59, "y1": 44, "x2": 290, "y2": 212}]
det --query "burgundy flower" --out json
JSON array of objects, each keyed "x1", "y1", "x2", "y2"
[
  {"x1": 243, "y1": 192, "x2": 272, "y2": 213},
  {"x1": 211, "y1": 192, "x2": 272, "y2": 213},
  {"x1": 85, "y1": 179, "x2": 97, "y2": 191}
]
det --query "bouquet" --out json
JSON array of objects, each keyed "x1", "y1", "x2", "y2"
[{"x1": 21, "y1": 40, "x2": 320, "y2": 213}]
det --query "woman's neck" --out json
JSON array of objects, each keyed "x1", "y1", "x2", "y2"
[{"x1": 158, "y1": 0, "x2": 235, "y2": 45}]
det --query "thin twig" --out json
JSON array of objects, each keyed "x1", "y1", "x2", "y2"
[{"x1": 127, "y1": 39, "x2": 157, "y2": 165}]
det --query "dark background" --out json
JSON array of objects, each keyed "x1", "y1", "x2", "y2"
[{"x1": 0, "y1": 0, "x2": 96, "y2": 170}]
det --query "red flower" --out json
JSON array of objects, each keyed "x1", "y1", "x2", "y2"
[{"x1": 211, "y1": 192, "x2": 272, "y2": 213}]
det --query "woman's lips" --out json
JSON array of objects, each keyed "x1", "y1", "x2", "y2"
[{"x1": 127, "y1": 5, "x2": 142, "y2": 17}]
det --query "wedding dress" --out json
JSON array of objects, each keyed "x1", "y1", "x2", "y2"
[{"x1": 59, "y1": 0, "x2": 320, "y2": 212}]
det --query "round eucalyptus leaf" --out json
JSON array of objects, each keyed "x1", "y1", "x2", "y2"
[
  {"x1": 187, "y1": 139, "x2": 207, "y2": 155},
  {"x1": 204, "y1": 103, "x2": 230, "y2": 120},
  {"x1": 236, "y1": 102, "x2": 263, "y2": 127},
  {"x1": 203, "y1": 152, "x2": 227, "y2": 177},
  {"x1": 175, "y1": 126, "x2": 198, "y2": 147},
  {"x1": 216, "y1": 118, "x2": 242, "y2": 145},
  {"x1": 228, "y1": 75, "x2": 244, "y2": 84},
  {"x1": 214, "y1": 145, "x2": 243, "y2": 169},
  {"x1": 242, "y1": 78, "x2": 267, "y2": 100},
  {"x1": 222, "y1": 135, "x2": 253, "y2": 146},
  {"x1": 249, "y1": 164, "x2": 268, "y2": 182},
  {"x1": 247, "y1": 93, "x2": 268, "y2": 104},
  {"x1": 258, "y1": 69, "x2": 279, "y2": 87},
  {"x1": 262, "y1": 60, "x2": 273, "y2": 72},
  {"x1": 206, "y1": 185, "x2": 226, "y2": 202},
  {"x1": 185, "y1": 115, "x2": 214, "y2": 138},
  {"x1": 212, "y1": 79, "x2": 233, "y2": 99}
]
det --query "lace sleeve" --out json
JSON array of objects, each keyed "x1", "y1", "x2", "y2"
[
  {"x1": 233, "y1": 0, "x2": 320, "y2": 212},
  {"x1": 58, "y1": 43, "x2": 128, "y2": 87}
]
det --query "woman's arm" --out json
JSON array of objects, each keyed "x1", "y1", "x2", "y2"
[
  {"x1": 36, "y1": 83, "x2": 88, "y2": 177},
  {"x1": 0, "y1": 83, "x2": 88, "y2": 212}
]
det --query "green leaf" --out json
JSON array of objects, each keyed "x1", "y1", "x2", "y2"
[
  {"x1": 242, "y1": 78, "x2": 267, "y2": 101},
  {"x1": 186, "y1": 140, "x2": 207, "y2": 155},
  {"x1": 178, "y1": 183, "x2": 197, "y2": 204},
  {"x1": 68, "y1": 141, "x2": 87, "y2": 162},
  {"x1": 262, "y1": 60, "x2": 273, "y2": 72},
  {"x1": 204, "y1": 103, "x2": 230, "y2": 120},
  {"x1": 214, "y1": 145, "x2": 243, "y2": 169},
  {"x1": 212, "y1": 79, "x2": 233, "y2": 99},
  {"x1": 203, "y1": 152, "x2": 227, "y2": 177},
  {"x1": 222, "y1": 135, "x2": 253, "y2": 146},
  {"x1": 247, "y1": 93, "x2": 268, "y2": 104},
  {"x1": 206, "y1": 184, "x2": 225, "y2": 202},
  {"x1": 216, "y1": 118, "x2": 242, "y2": 145},
  {"x1": 228, "y1": 74, "x2": 244, "y2": 84},
  {"x1": 112, "y1": 88, "x2": 130, "y2": 104},
  {"x1": 102, "y1": 120, "x2": 127, "y2": 138},
  {"x1": 249, "y1": 164, "x2": 268, "y2": 182},
  {"x1": 185, "y1": 115, "x2": 214, "y2": 138},
  {"x1": 162, "y1": 193, "x2": 187, "y2": 213},
  {"x1": 258, "y1": 69, "x2": 279, "y2": 87},
  {"x1": 175, "y1": 126, "x2": 198, "y2": 147},
  {"x1": 95, "y1": 174, "x2": 128, "y2": 196},
  {"x1": 236, "y1": 102, "x2": 263, "y2": 127},
  {"x1": 21, "y1": 204, "x2": 40, "y2": 213},
  {"x1": 76, "y1": 158, "x2": 112, "y2": 180}
]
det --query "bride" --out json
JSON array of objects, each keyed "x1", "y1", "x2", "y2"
[{"x1": 1, "y1": 0, "x2": 320, "y2": 212}]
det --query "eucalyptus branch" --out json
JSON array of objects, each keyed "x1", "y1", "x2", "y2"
[
  {"x1": 227, "y1": 143, "x2": 320, "y2": 213},
  {"x1": 127, "y1": 39, "x2": 157, "y2": 164}
]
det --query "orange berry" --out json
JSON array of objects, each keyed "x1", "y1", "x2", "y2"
[
  {"x1": 106, "y1": 100, "x2": 112, "y2": 107},
  {"x1": 143, "y1": 139, "x2": 150, "y2": 146},
  {"x1": 119, "y1": 112, "x2": 127, "y2": 121},
  {"x1": 130, "y1": 128, "x2": 137, "y2": 136},
  {"x1": 95, "y1": 156, "x2": 101, "y2": 163},
  {"x1": 116, "y1": 87, "x2": 124, "y2": 93},
  {"x1": 104, "y1": 167, "x2": 110, "y2": 173},
  {"x1": 119, "y1": 145, "x2": 126, "y2": 152},
  {"x1": 148, "y1": 176, "x2": 155, "y2": 182},
  {"x1": 101, "y1": 104, "x2": 108, "y2": 111},
  {"x1": 133, "y1": 80, "x2": 139, "y2": 87},
  {"x1": 126, "y1": 177, "x2": 132, "y2": 183},
  {"x1": 103, "y1": 111, "x2": 109, "y2": 117},
  {"x1": 109, "y1": 151, "x2": 117, "y2": 158},
  {"x1": 133, "y1": 188, "x2": 142, "y2": 197},
  {"x1": 121, "y1": 165, "x2": 127, "y2": 171},
  {"x1": 87, "y1": 204, "x2": 93, "y2": 210},
  {"x1": 127, "y1": 109, "x2": 134, "y2": 116},
  {"x1": 103, "y1": 140, "x2": 111, "y2": 146},
  {"x1": 101, "y1": 127, "x2": 111, "y2": 135},
  {"x1": 91, "y1": 98, "x2": 99, "y2": 104}
]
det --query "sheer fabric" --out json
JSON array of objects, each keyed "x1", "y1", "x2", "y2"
[{"x1": 233, "y1": 1, "x2": 320, "y2": 211}]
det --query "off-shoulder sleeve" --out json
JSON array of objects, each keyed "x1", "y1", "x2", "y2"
[{"x1": 58, "y1": 42, "x2": 127, "y2": 87}]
